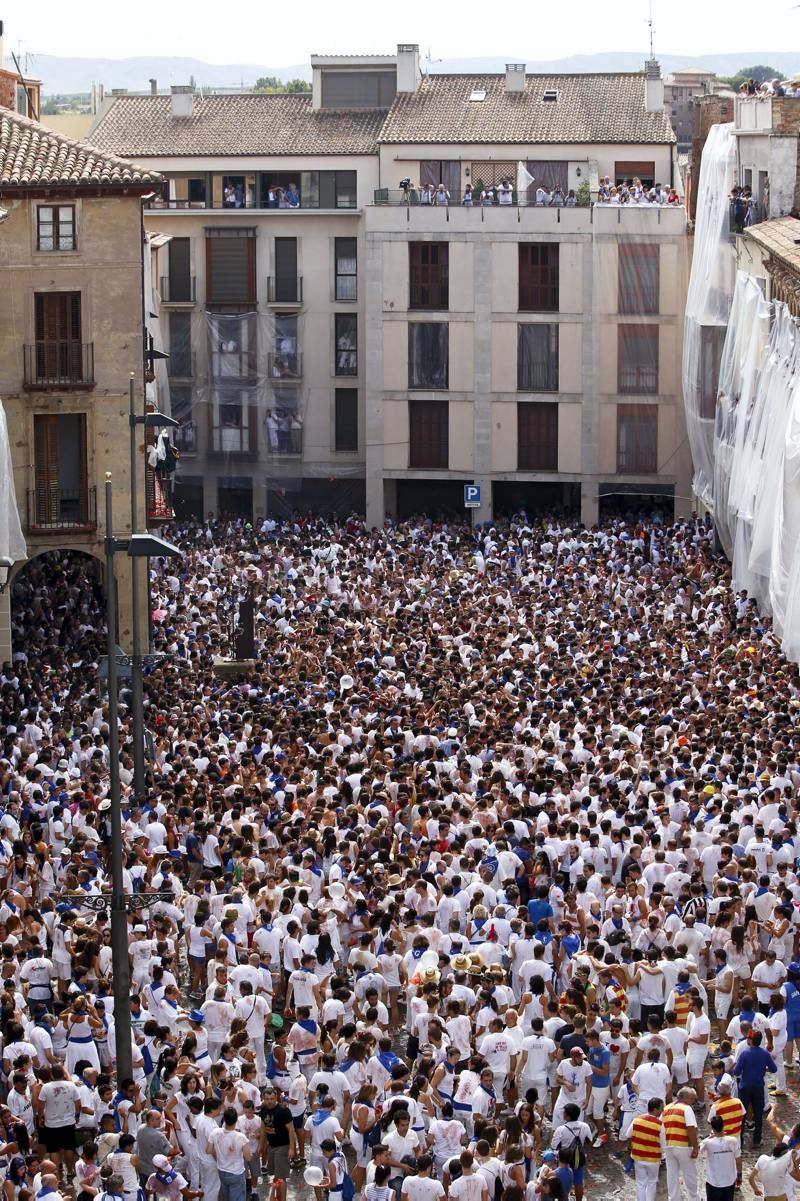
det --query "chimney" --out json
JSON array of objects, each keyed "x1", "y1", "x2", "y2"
[
  {"x1": 149, "y1": 78, "x2": 157, "y2": 96},
  {"x1": 505, "y1": 63, "x2": 525, "y2": 93},
  {"x1": 645, "y1": 58, "x2": 664, "y2": 113},
  {"x1": 170, "y1": 84, "x2": 194, "y2": 119},
  {"x1": 396, "y1": 43, "x2": 420, "y2": 94}
]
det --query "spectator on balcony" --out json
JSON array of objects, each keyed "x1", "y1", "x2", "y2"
[
  {"x1": 565, "y1": 189, "x2": 577, "y2": 206},
  {"x1": 434, "y1": 183, "x2": 450, "y2": 206},
  {"x1": 462, "y1": 183, "x2": 474, "y2": 207},
  {"x1": 535, "y1": 184, "x2": 551, "y2": 206},
  {"x1": 266, "y1": 186, "x2": 278, "y2": 208},
  {"x1": 497, "y1": 179, "x2": 513, "y2": 205},
  {"x1": 223, "y1": 184, "x2": 236, "y2": 208},
  {"x1": 552, "y1": 185, "x2": 565, "y2": 207},
  {"x1": 481, "y1": 186, "x2": 495, "y2": 206},
  {"x1": 290, "y1": 412, "x2": 303, "y2": 454},
  {"x1": 287, "y1": 183, "x2": 300, "y2": 209},
  {"x1": 419, "y1": 183, "x2": 433, "y2": 205},
  {"x1": 667, "y1": 188, "x2": 681, "y2": 206},
  {"x1": 266, "y1": 409, "x2": 280, "y2": 453}
]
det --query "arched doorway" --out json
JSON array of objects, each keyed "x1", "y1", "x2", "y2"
[{"x1": 10, "y1": 549, "x2": 105, "y2": 660}]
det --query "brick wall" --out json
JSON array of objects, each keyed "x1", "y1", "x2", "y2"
[
  {"x1": 0, "y1": 69, "x2": 17, "y2": 112},
  {"x1": 772, "y1": 97, "x2": 800, "y2": 136},
  {"x1": 688, "y1": 95, "x2": 735, "y2": 220}
]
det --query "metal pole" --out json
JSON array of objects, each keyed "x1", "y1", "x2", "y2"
[
  {"x1": 129, "y1": 373, "x2": 146, "y2": 805},
  {"x1": 105, "y1": 475, "x2": 133, "y2": 1084}
]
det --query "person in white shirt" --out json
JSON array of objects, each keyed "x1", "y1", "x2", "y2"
[
  {"x1": 210, "y1": 1106, "x2": 251, "y2": 1201},
  {"x1": 447, "y1": 1150, "x2": 489, "y2": 1200},
  {"x1": 399, "y1": 1153, "x2": 445, "y2": 1201},
  {"x1": 232, "y1": 984, "x2": 270, "y2": 1085}
]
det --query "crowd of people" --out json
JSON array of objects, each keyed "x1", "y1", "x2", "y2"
[{"x1": 2, "y1": 513, "x2": 800, "y2": 1201}]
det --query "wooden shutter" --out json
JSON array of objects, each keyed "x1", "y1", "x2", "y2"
[
  {"x1": 34, "y1": 415, "x2": 60, "y2": 522},
  {"x1": 274, "y1": 238, "x2": 298, "y2": 303},
  {"x1": 335, "y1": 389, "x2": 358, "y2": 452},
  {"x1": 519, "y1": 244, "x2": 559, "y2": 312},
  {"x1": 518, "y1": 402, "x2": 558, "y2": 470},
  {"x1": 614, "y1": 160, "x2": 656, "y2": 186},
  {"x1": 35, "y1": 292, "x2": 81, "y2": 380},
  {"x1": 168, "y1": 238, "x2": 192, "y2": 301},
  {"x1": 409, "y1": 399, "x2": 448, "y2": 468}
]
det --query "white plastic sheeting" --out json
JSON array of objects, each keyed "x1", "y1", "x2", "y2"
[
  {"x1": 0, "y1": 398, "x2": 27, "y2": 566},
  {"x1": 711, "y1": 269, "x2": 800, "y2": 661},
  {"x1": 682, "y1": 122, "x2": 737, "y2": 510}
]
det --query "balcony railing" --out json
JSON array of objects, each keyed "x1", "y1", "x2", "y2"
[
  {"x1": 617, "y1": 449, "x2": 658, "y2": 475},
  {"x1": 210, "y1": 349, "x2": 258, "y2": 380},
  {"x1": 168, "y1": 350, "x2": 196, "y2": 380},
  {"x1": 373, "y1": 187, "x2": 591, "y2": 208},
  {"x1": 174, "y1": 421, "x2": 197, "y2": 453},
  {"x1": 210, "y1": 429, "x2": 257, "y2": 455},
  {"x1": 266, "y1": 418, "x2": 303, "y2": 457},
  {"x1": 23, "y1": 342, "x2": 95, "y2": 390},
  {"x1": 518, "y1": 363, "x2": 559, "y2": 392},
  {"x1": 729, "y1": 199, "x2": 764, "y2": 234},
  {"x1": 267, "y1": 276, "x2": 303, "y2": 304},
  {"x1": 145, "y1": 466, "x2": 174, "y2": 523},
  {"x1": 159, "y1": 275, "x2": 197, "y2": 304},
  {"x1": 267, "y1": 351, "x2": 303, "y2": 379},
  {"x1": 26, "y1": 485, "x2": 97, "y2": 532},
  {"x1": 619, "y1": 366, "x2": 658, "y2": 394}
]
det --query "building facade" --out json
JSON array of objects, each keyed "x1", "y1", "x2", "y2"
[
  {"x1": 90, "y1": 45, "x2": 690, "y2": 526},
  {"x1": 0, "y1": 107, "x2": 159, "y2": 658}
]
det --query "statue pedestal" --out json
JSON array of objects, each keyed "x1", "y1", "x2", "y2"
[{"x1": 212, "y1": 658, "x2": 258, "y2": 681}]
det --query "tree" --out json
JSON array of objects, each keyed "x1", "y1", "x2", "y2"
[
  {"x1": 720, "y1": 64, "x2": 785, "y2": 90},
  {"x1": 253, "y1": 75, "x2": 310, "y2": 94}
]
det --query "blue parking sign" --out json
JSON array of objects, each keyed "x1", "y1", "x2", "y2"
[{"x1": 464, "y1": 484, "x2": 481, "y2": 509}]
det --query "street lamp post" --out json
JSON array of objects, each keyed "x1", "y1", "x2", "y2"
[
  {"x1": 103, "y1": 473, "x2": 133, "y2": 1083},
  {"x1": 103, "y1": 473, "x2": 182, "y2": 1084}
]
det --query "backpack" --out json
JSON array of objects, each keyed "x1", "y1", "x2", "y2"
[{"x1": 563, "y1": 1124, "x2": 587, "y2": 1170}]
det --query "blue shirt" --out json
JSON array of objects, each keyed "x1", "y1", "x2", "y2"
[
  {"x1": 734, "y1": 1045, "x2": 776, "y2": 1089},
  {"x1": 588, "y1": 1045, "x2": 611, "y2": 1087},
  {"x1": 527, "y1": 899, "x2": 553, "y2": 925}
]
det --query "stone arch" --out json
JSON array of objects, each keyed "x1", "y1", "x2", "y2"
[{"x1": 10, "y1": 548, "x2": 106, "y2": 659}]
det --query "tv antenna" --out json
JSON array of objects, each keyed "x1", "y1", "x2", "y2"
[
  {"x1": 422, "y1": 47, "x2": 442, "y2": 76},
  {"x1": 647, "y1": 0, "x2": 656, "y2": 59}
]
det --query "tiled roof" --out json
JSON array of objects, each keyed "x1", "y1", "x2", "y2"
[
  {"x1": 88, "y1": 94, "x2": 388, "y2": 158},
  {"x1": 744, "y1": 216, "x2": 800, "y2": 270},
  {"x1": 378, "y1": 72, "x2": 676, "y2": 145},
  {"x1": 0, "y1": 107, "x2": 160, "y2": 189}
]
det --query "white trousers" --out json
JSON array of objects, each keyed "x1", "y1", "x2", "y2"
[
  {"x1": 634, "y1": 1161, "x2": 660, "y2": 1201},
  {"x1": 666, "y1": 1146, "x2": 698, "y2": 1201}
]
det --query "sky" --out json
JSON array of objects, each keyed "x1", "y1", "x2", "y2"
[{"x1": 1, "y1": 0, "x2": 795, "y2": 65}]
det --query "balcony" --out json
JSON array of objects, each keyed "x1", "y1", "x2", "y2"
[
  {"x1": 266, "y1": 417, "x2": 303, "y2": 457},
  {"x1": 267, "y1": 276, "x2": 303, "y2": 305},
  {"x1": 26, "y1": 485, "x2": 97, "y2": 532},
  {"x1": 365, "y1": 200, "x2": 687, "y2": 238},
  {"x1": 159, "y1": 275, "x2": 197, "y2": 304},
  {"x1": 145, "y1": 466, "x2": 174, "y2": 523},
  {"x1": 619, "y1": 366, "x2": 659, "y2": 394},
  {"x1": 267, "y1": 351, "x2": 303, "y2": 380},
  {"x1": 518, "y1": 364, "x2": 559, "y2": 392},
  {"x1": 23, "y1": 342, "x2": 95, "y2": 390},
  {"x1": 174, "y1": 421, "x2": 197, "y2": 453}
]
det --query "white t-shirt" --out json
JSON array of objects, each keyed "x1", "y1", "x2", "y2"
[
  {"x1": 448, "y1": 1175, "x2": 488, "y2": 1201},
  {"x1": 700, "y1": 1135, "x2": 739, "y2": 1188},
  {"x1": 39, "y1": 1079, "x2": 79, "y2": 1127},
  {"x1": 401, "y1": 1178, "x2": 446, "y2": 1201},
  {"x1": 210, "y1": 1128, "x2": 249, "y2": 1174},
  {"x1": 755, "y1": 1152, "x2": 792, "y2": 1195}
]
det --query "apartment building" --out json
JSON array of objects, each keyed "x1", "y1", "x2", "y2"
[
  {"x1": 0, "y1": 107, "x2": 159, "y2": 657},
  {"x1": 664, "y1": 69, "x2": 717, "y2": 148},
  {"x1": 89, "y1": 45, "x2": 690, "y2": 526}
]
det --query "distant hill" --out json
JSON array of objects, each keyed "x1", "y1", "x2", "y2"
[{"x1": 26, "y1": 49, "x2": 800, "y2": 95}]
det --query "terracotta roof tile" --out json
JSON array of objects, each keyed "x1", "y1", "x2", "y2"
[
  {"x1": 0, "y1": 107, "x2": 160, "y2": 189},
  {"x1": 89, "y1": 93, "x2": 387, "y2": 158},
  {"x1": 378, "y1": 72, "x2": 676, "y2": 145}
]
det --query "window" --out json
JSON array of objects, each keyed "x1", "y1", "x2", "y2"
[
  {"x1": 32, "y1": 413, "x2": 90, "y2": 528},
  {"x1": 335, "y1": 388, "x2": 358, "y2": 452},
  {"x1": 518, "y1": 402, "x2": 558, "y2": 470},
  {"x1": 321, "y1": 70, "x2": 396, "y2": 109},
  {"x1": 210, "y1": 314, "x2": 257, "y2": 379},
  {"x1": 618, "y1": 244, "x2": 659, "y2": 315},
  {"x1": 270, "y1": 237, "x2": 301, "y2": 304},
  {"x1": 170, "y1": 385, "x2": 197, "y2": 453},
  {"x1": 262, "y1": 171, "x2": 357, "y2": 209},
  {"x1": 517, "y1": 324, "x2": 559, "y2": 391},
  {"x1": 168, "y1": 312, "x2": 193, "y2": 378},
  {"x1": 469, "y1": 90, "x2": 486, "y2": 102},
  {"x1": 270, "y1": 314, "x2": 299, "y2": 379},
  {"x1": 700, "y1": 325, "x2": 725, "y2": 418},
  {"x1": 409, "y1": 399, "x2": 448, "y2": 468},
  {"x1": 617, "y1": 404, "x2": 658, "y2": 473},
  {"x1": 37, "y1": 205, "x2": 75, "y2": 251},
  {"x1": 205, "y1": 229, "x2": 256, "y2": 305},
  {"x1": 409, "y1": 243, "x2": 449, "y2": 310},
  {"x1": 419, "y1": 161, "x2": 461, "y2": 195},
  {"x1": 614, "y1": 160, "x2": 656, "y2": 188},
  {"x1": 519, "y1": 244, "x2": 559, "y2": 312},
  {"x1": 29, "y1": 291, "x2": 88, "y2": 386},
  {"x1": 210, "y1": 388, "x2": 257, "y2": 454},
  {"x1": 409, "y1": 323, "x2": 449, "y2": 390},
  {"x1": 335, "y1": 314, "x2": 357, "y2": 376},
  {"x1": 618, "y1": 325, "x2": 659, "y2": 394},
  {"x1": 335, "y1": 238, "x2": 357, "y2": 301},
  {"x1": 211, "y1": 174, "x2": 257, "y2": 209},
  {"x1": 167, "y1": 237, "x2": 193, "y2": 302},
  {"x1": 542, "y1": 89, "x2": 559, "y2": 102}
]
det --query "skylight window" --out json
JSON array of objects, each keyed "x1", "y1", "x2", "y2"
[
  {"x1": 469, "y1": 89, "x2": 486, "y2": 102},
  {"x1": 542, "y1": 89, "x2": 559, "y2": 102}
]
